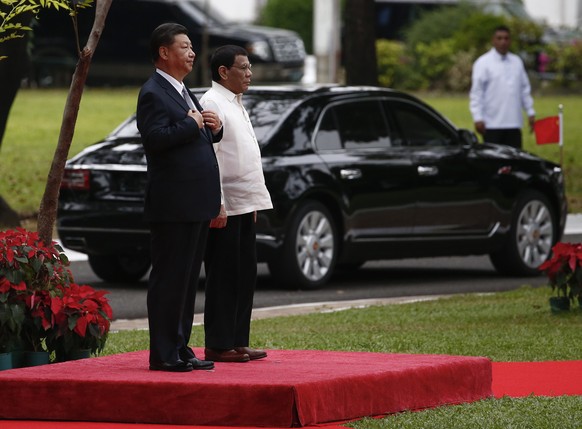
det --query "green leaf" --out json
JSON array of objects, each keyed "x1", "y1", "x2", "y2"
[
  {"x1": 68, "y1": 314, "x2": 78, "y2": 331},
  {"x1": 11, "y1": 303, "x2": 25, "y2": 325},
  {"x1": 0, "y1": 303, "x2": 9, "y2": 324}
]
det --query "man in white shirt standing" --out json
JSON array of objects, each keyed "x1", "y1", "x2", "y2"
[
  {"x1": 201, "y1": 45, "x2": 273, "y2": 363},
  {"x1": 469, "y1": 25, "x2": 535, "y2": 149}
]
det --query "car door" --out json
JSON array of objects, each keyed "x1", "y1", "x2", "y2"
[
  {"x1": 385, "y1": 98, "x2": 495, "y2": 238},
  {"x1": 313, "y1": 97, "x2": 417, "y2": 245}
]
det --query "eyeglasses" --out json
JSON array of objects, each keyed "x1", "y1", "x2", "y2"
[{"x1": 230, "y1": 63, "x2": 252, "y2": 71}]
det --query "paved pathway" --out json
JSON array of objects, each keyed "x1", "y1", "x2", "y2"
[{"x1": 61, "y1": 214, "x2": 582, "y2": 332}]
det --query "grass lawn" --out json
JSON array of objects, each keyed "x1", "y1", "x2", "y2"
[
  {"x1": 1, "y1": 88, "x2": 581, "y2": 217},
  {"x1": 103, "y1": 286, "x2": 582, "y2": 428}
]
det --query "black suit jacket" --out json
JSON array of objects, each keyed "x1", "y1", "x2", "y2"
[{"x1": 136, "y1": 72, "x2": 222, "y2": 222}]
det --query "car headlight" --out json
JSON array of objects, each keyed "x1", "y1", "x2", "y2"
[
  {"x1": 246, "y1": 40, "x2": 272, "y2": 61},
  {"x1": 553, "y1": 166, "x2": 564, "y2": 186}
]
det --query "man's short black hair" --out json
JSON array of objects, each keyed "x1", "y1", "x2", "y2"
[
  {"x1": 210, "y1": 45, "x2": 249, "y2": 82},
  {"x1": 494, "y1": 25, "x2": 511, "y2": 35},
  {"x1": 150, "y1": 22, "x2": 189, "y2": 63}
]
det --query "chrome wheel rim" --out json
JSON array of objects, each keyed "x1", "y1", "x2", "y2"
[
  {"x1": 295, "y1": 210, "x2": 335, "y2": 282},
  {"x1": 516, "y1": 199, "x2": 554, "y2": 269}
]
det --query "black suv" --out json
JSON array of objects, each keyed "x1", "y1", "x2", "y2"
[
  {"x1": 30, "y1": 0, "x2": 306, "y2": 87},
  {"x1": 57, "y1": 85, "x2": 567, "y2": 289}
]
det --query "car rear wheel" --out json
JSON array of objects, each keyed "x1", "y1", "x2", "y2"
[
  {"x1": 88, "y1": 253, "x2": 151, "y2": 283},
  {"x1": 489, "y1": 190, "x2": 556, "y2": 276},
  {"x1": 268, "y1": 201, "x2": 338, "y2": 289}
]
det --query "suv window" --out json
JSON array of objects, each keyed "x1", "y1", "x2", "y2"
[
  {"x1": 97, "y1": 2, "x2": 180, "y2": 62},
  {"x1": 386, "y1": 100, "x2": 456, "y2": 147}
]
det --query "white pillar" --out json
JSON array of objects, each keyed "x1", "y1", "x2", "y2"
[{"x1": 313, "y1": 0, "x2": 341, "y2": 83}]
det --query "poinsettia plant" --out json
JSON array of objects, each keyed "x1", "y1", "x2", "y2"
[
  {"x1": 1, "y1": 228, "x2": 113, "y2": 356},
  {"x1": 1, "y1": 228, "x2": 74, "y2": 352},
  {"x1": 23, "y1": 287, "x2": 62, "y2": 352},
  {"x1": 0, "y1": 228, "x2": 72, "y2": 291},
  {"x1": 539, "y1": 242, "x2": 582, "y2": 303},
  {"x1": 48, "y1": 283, "x2": 113, "y2": 356}
]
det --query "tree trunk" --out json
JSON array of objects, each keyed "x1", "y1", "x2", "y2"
[
  {"x1": 37, "y1": 0, "x2": 112, "y2": 245},
  {"x1": 343, "y1": 0, "x2": 378, "y2": 86}
]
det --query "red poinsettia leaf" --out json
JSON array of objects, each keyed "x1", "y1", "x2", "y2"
[
  {"x1": 78, "y1": 285, "x2": 96, "y2": 298},
  {"x1": 6, "y1": 248, "x2": 14, "y2": 264},
  {"x1": 50, "y1": 295, "x2": 63, "y2": 315},
  {"x1": 84, "y1": 300, "x2": 99, "y2": 312},
  {"x1": 74, "y1": 316, "x2": 88, "y2": 337},
  {"x1": 0, "y1": 277, "x2": 10, "y2": 293},
  {"x1": 41, "y1": 315, "x2": 52, "y2": 331},
  {"x1": 102, "y1": 303, "x2": 113, "y2": 320}
]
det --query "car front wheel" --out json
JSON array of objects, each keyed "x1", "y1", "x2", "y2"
[
  {"x1": 489, "y1": 190, "x2": 556, "y2": 276},
  {"x1": 88, "y1": 253, "x2": 151, "y2": 283},
  {"x1": 268, "y1": 201, "x2": 338, "y2": 289}
]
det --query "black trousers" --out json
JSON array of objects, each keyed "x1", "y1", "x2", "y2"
[
  {"x1": 484, "y1": 128, "x2": 522, "y2": 149},
  {"x1": 204, "y1": 212, "x2": 257, "y2": 349},
  {"x1": 147, "y1": 221, "x2": 209, "y2": 364}
]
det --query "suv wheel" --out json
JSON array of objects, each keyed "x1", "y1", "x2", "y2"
[
  {"x1": 489, "y1": 190, "x2": 556, "y2": 276},
  {"x1": 88, "y1": 253, "x2": 151, "y2": 283},
  {"x1": 268, "y1": 201, "x2": 338, "y2": 289}
]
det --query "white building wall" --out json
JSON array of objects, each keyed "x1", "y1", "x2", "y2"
[
  {"x1": 523, "y1": 0, "x2": 581, "y2": 28},
  {"x1": 207, "y1": 0, "x2": 266, "y2": 23}
]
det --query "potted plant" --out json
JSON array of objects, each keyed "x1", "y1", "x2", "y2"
[
  {"x1": 49, "y1": 283, "x2": 113, "y2": 360},
  {"x1": 1, "y1": 228, "x2": 73, "y2": 365},
  {"x1": 539, "y1": 242, "x2": 582, "y2": 312},
  {"x1": 0, "y1": 277, "x2": 26, "y2": 369}
]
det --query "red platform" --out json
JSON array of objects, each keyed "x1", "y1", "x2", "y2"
[{"x1": 0, "y1": 349, "x2": 492, "y2": 427}]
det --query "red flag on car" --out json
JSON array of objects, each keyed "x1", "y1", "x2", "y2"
[{"x1": 534, "y1": 116, "x2": 560, "y2": 145}]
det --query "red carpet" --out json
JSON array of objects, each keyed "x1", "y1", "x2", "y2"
[
  {"x1": 492, "y1": 360, "x2": 582, "y2": 398},
  {"x1": 0, "y1": 349, "x2": 491, "y2": 427}
]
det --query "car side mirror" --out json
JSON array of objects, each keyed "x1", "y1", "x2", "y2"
[{"x1": 459, "y1": 129, "x2": 479, "y2": 146}]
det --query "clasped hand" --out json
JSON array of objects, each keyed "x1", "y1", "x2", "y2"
[{"x1": 187, "y1": 109, "x2": 222, "y2": 131}]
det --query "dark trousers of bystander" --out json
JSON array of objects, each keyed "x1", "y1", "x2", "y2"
[{"x1": 484, "y1": 128, "x2": 522, "y2": 149}]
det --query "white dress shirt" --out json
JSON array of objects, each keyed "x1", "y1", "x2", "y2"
[
  {"x1": 200, "y1": 81, "x2": 273, "y2": 216},
  {"x1": 469, "y1": 48, "x2": 535, "y2": 129},
  {"x1": 155, "y1": 69, "x2": 194, "y2": 108}
]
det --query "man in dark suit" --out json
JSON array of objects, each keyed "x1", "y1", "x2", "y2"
[{"x1": 136, "y1": 22, "x2": 223, "y2": 372}]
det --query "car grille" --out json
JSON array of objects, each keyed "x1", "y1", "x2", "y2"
[{"x1": 270, "y1": 36, "x2": 305, "y2": 63}]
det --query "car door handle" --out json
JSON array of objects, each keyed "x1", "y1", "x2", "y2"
[
  {"x1": 417, "y1": 165, "x2": 438, "y2": 176},
  {"x1": 340, "y1": 168, "x2": 362, "y2": 180}
]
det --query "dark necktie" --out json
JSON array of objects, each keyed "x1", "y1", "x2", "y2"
[{"x1": 181, "y1": 86, "x2": 195, "y2": 110}]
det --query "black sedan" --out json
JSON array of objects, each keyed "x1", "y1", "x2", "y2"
[{"x1": 57, "y1": 85, "x2": 567, "y2": 289}]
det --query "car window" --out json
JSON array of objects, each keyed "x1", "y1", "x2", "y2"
[
  {"x1": 386, "y1": 100, "x2": 456, "y2": 147},
  {"x1": 314, "y1": 109, "x2": 342, "y2": 151},
  {"x1": 315, "y1": 99, "x2": 394, "y2": 151},
  {"x1": 244, "y1": 95, "x2": 302, "y2": 142}
]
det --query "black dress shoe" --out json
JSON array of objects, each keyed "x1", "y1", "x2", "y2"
[
  {"x1": 186, "y1": 357, "x2": 215, "y2": 370},
  {"x1": 149, "y1": 360, "x2": 193, "y2": 372}
]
